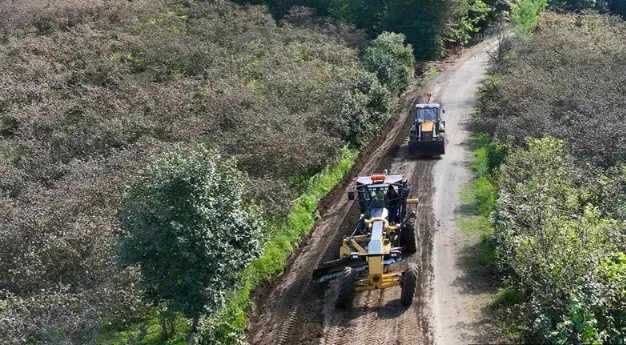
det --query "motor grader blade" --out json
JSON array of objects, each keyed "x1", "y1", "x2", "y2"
[
  {"x1": 312, "y1": 257, "x2": 367, "y2": 283},
  {"x1": 312, "y1": 256, "x2": 401, "y2": 283}
]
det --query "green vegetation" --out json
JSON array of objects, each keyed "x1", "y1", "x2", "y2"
[
  {"x1": 323, "y1": 70, "x2": 394, "y2": 147},
  {"x1": 511, "y1": 0, "x2": 548, "y2": 35},
  {"x1": 493, "y1": 138, "x2": 626, "y2": 344},
  {"x1": 197, "y1": 147, "x2": 358, "y2": 344},
  {"x1": 116, "y1": 146, "x2": 264, "y2": 341},
  {"x1": 471, "y1": 13, "x2": 626, "y2": 344},
  {"x1": 460, "y1": 135, "x2": 502, "y2": 268},
  {"x1": 101, "y1": 147, "x2": 357, "y2": 344},
  {"x1": 551, "y1": 0, "x2": 625, "y2": 15},
  {"x1": 476, "y1": 13, "x2": 626, "y2": 168},
  {"x1": 361, "y1": 32, "x2": 416, "y2": 96},
  {"x1": 492, "y1": 287, "x2": 524, "y2": 308},
  {"x1": 99, "y1": 312, "x2": 189, "y2": 345},
  {"x1": 233, "y1": 0, "x2": 499, "y2": 59},
  {"x1": 0, "y1": 0, "x2": 417, "y2": 343}
]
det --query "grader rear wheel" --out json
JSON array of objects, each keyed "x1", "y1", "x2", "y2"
[{"x1": 401, "y1": 263, "x2": 419, "y2": 306}]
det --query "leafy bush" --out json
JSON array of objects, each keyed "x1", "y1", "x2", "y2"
[
  {"x1": 361, "y1": 32, "x2": 415, "y2": 96},
  {"x1": 476, "y1": 13, "x2": 626, "y2": 168},
  {"x1": 116, "y1": 145, "x2": 264, "y2": 338},
  {"x1": 447, "y1": 0, "x2": 493, "y2": 44},
  {"x1": 511, "y1": 0, "x2": 548, "y2": 35},
  {"x1": 475, "y1": 12, "x2": 626, "y2": 344},
  {"x1": 491, "y1": 137, "x2": 626, "y2": 343},
  {"x1": 195, "y1": 147, "x2": 358, "y2": 344},
  {"x1": 486, "y1": 140, "x2": 509, "y2": 172},
  {"x1": 326, "y1": 0, "x2": 386, "y2": 32},
  {"x1": 323, "y1": 70, "x2": 395, "y2": 147}
]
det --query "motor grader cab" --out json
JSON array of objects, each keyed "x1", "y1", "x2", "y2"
[
  {"x1": 409, "y1": 93, "x2": 446, "y2": 156},
  {"x1": 312, "y1": 173, "x2": 420, "y2": 308}
]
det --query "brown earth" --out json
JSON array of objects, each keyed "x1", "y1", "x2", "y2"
[{"x1": 246, "y1": 39, "x2": 501, "y2": 345}]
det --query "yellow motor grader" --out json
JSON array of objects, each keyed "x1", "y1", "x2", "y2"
[{"x1": 312, "y1": 173, "x2": 420, "y2": 308}]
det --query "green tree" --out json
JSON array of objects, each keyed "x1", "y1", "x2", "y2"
[
  {"x1": 381, "y1": 0, "x2": 450, "y2": 60},
  {"x1": 511, "y1": 0, "x2": 548, "y2": 35},
  {"x1": 361, "y1": 31, "x2": 415, "y2": 96},
  {"x1": 115, "y1": 145, "x2": 264, "y2": 341},
  {"x1": 446, "y1": 0, "x2": 492, "y2": 44},
  {"x1": 610, "y1": 0, "x2": 626, "y2": 17},
  {"x1": 323, "y1": 70, "x2": 394, "y2": 147},
  {"x1": 327, "y1": 0, "x2": 386, "y2": 31},
  {"x1": 492, "y1": 137, "x2": 626, "y2": 343}
]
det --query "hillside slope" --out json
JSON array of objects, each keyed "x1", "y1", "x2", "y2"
[{"x1": 0, "y1": 1, "x2": 386, "y2": 343}]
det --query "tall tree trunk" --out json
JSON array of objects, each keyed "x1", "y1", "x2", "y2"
[
  {"x1": 187, "y1": 316, "x2": 199, "y2": 345},
  {"x1": 159, "y1": 311, "x2": 170, "y2": 339}
]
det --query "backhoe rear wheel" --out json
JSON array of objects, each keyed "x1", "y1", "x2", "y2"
[
  {"x1": 401, "y1": 263, "x2": 419, "y2": 306},
  {"x1": 335, "y1": 267, "x2": 355, "y2": 309},
  {"x1": 401, "y1": 220, "x2": 417, "y2": 253}
]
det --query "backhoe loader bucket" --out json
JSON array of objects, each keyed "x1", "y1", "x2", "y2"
[{"x1": 409, "y1": 140, "x2": 445, "y2": 156}]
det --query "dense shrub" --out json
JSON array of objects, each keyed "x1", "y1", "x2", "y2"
[
  {"x1": 511, "y1": 0, "x2": 548, "y2": 34},
  {"x1": 116, "y1": 145, "x2": 264, "y2": 338},
  {"x1": 447, "y1": 0, "x2": 493, "y2": 44},
  {"x1": 474, "y1": 12, "x2": 626, "y2": 343},
  {"x1": 323, "y1": 70, "x2": 395, "y2": 147},
  {"x1": 486, "y1": 140, "x2": 510, "y2": 172},
  {"x1": 548, "y1": 0, "x2": 626, "y2": 14},
  {"x1": 549, "y1": 0, "x2": 601, "y2": 11},
  {"x1": 476, "y1": 13, "x2": 626, "y2": 168},
  {"x1": 492, "y1": 137, "x2": 626, "y2": 344},
  {"x1": 0, "y1": 0, "x2": 380, "y2": 343},
  {"x1": 375, "y1": 0, "x2": 446, "y2": 59},
  {"x1": 361, "y1": 32, "x2": 415, "y2": 96}
]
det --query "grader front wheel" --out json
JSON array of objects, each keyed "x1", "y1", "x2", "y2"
[
  {"x1": 401, "y1": 263, "x2": 419, "y2": 306},
  {"x1": 401, "y1": 221, "x2": 417, "y2": 254},
  {"x1": 335, "y1": 267, "x2": 355, "y2": 308}
]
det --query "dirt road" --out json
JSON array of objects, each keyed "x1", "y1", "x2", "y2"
[{"x1": 247, "y1": 40, "x2": 498, "y2": 345}]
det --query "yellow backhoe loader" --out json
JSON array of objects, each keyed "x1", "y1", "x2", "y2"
[{"x1": 409, "y1": 93, "x2": 446, "y2": 156}]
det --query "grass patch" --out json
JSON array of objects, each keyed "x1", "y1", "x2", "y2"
[
  {"x1": 492, "y1": 287, "x2": 524, "y2": 308},
  {"x1": 420, "y1": 66, "x2": 439, "y2": 85},
  {"x1": 96, "y1": 313, "x2": 189, "y2": 345},
  {"x1": 459, "y1": 133, "x2": 497, "y2": 266}
]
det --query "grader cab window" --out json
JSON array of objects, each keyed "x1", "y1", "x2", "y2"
[
  {"x1": 357, "y1": 186, "x2": 386, "y2": 212},
  {"x1": 357, "y1": 188, "x2": 371, "y2": 212}
]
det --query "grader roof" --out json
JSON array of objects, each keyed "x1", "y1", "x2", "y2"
[
  {"x1": 356, "y1": 175, "x2": 403, "y2": 187},
  {"x1": 415, "y1": 103, "x2": 441, "y2": 109}
]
